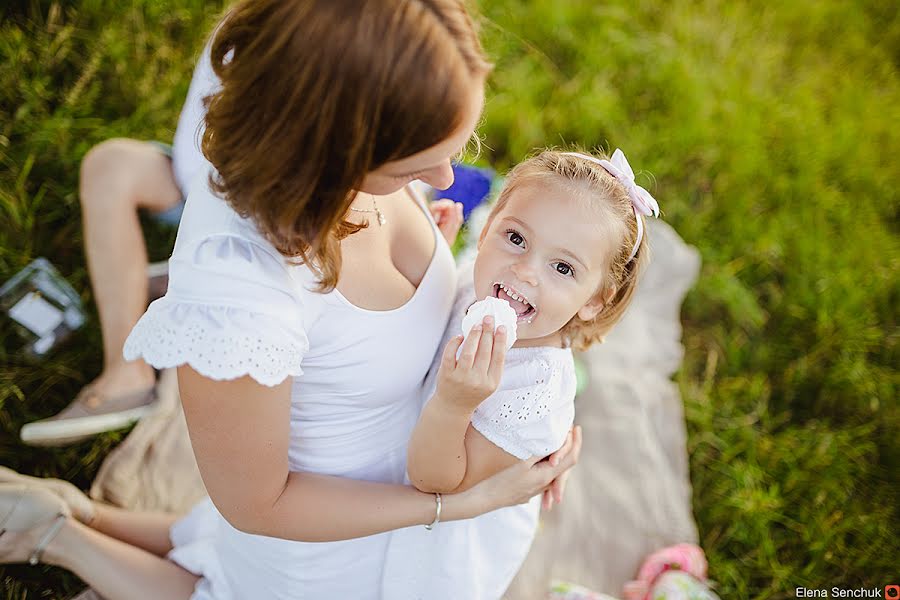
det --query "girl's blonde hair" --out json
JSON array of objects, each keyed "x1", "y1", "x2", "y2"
[{"x1": 483, "y1": 150, "x2": 651, "y2": 350}]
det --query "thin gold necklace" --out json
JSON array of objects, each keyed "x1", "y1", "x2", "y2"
[{"x1": 349, "y1": 194, "x2": 386, "y2": 226}]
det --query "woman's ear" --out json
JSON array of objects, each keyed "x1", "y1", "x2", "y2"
[{"x1": 577, "y1": 286, "x2": 616, "y2": 321}]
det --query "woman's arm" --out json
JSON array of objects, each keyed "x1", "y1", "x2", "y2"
[{"x1": 177, "y1": 364, "x2": 579, "y2": 542}]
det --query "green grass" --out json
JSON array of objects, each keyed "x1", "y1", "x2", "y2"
[{"x1": 1, "y1": 0, "x2": 897, "y2": 598}]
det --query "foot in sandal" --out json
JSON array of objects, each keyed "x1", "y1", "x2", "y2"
[
  {"x1": 0, "y1": 467, "x2": 95, "y2": 525},
  {"x1": 19, "y1": 381, "x2": 159, "y2": 446},
  {"x1": 0, "y1": 483, "x2": 70, "y2": 565}
]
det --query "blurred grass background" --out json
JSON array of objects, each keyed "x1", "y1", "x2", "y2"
[{"x1": 1, "y1": 0, "x2": 897, "y2": 598}]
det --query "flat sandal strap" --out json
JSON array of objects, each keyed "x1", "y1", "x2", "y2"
[
  {"x1": 28, "y1": 513, "x2": 67, "y2": 565},
  {"x1": 0, "y1": 489, "x2": 25, "y2": 530}
]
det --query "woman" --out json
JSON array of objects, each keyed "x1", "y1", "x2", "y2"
[{"x1": 0, "y1": 1, "x2": 580, "y2": 598}]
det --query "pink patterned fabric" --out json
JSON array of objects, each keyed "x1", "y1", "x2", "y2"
[{"x1": 622, "y1": 543, "x2": 709, "y2": 600}]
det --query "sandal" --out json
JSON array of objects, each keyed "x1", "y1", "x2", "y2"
[{"x1": 20, "y1": 383, "x2": 158, "y2": 446}]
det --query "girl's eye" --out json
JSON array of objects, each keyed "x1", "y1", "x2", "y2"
[
  {"x1": 553, "y1": 262, "x2": 575, "y2": 277},
  {"x1": 506, "y1": 230, "x2": 525, "y2": 246}
]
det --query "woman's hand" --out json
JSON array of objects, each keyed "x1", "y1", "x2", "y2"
[
  {"x1": 459, "y1": 425, "x2": 583, "y2": 516},
  {"x1": 433, "y1": 316, "x2": 507, "y2": 414},
  {"x1": 429, "y1": 199, "x2": 464, "y2": 246},
  {"x1": 541, "y1": 427, "x2": 578, "y2": 511}
]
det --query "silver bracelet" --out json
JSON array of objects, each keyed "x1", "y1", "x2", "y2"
[{"x1": 424, "y1": 492, "x2": 442, "y2": 530}]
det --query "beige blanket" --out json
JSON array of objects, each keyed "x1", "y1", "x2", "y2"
[
  {"x1": 89, "y1": 367, "x2": 206, "y2": 513},
  {"x1": 86, "y1": 219, "x2": 700, "y2": 599}
]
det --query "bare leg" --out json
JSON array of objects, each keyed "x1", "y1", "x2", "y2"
[
  {"x1": 44, "y1": 519, "x2": 199, "y2": 600},
  {"x1": 90, "y1": 503, "x2": 179, "y2": 557},
  {"x1": 79, "y1": 139, "x2": 183, "y2": 398}
]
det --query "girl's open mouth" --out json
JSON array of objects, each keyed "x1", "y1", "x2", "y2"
[{"x1": 493, "y1": 282, "x2": 536, "y2": 323}]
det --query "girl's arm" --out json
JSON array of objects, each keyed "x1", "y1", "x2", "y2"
[
  {"x1": 408, "y1": 416, "x2": 521, "y2": 493},
  {"x1": 177, "y1": 364, "x2": 580, "y2": 542},
  {"x1": 407, "y1": 317, "x2": 520, "y2": 494}
]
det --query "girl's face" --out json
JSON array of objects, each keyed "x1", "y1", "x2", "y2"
[
  {"x1": 359, "y1": 84, "x2": 485, "y2": 195},
  {"x1": 473, "y1": 180, "x2": 617, "y2": 347}
]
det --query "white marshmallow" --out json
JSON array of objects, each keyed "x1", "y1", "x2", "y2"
[{"x1": 461, "y1": 297, "x2": 518, "y2": 351}]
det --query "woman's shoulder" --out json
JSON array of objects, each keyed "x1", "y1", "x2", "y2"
[
  {"x1": 169, "y1": 169, "x2": 326, "y2": 310},
  {"x1": 173, "y1": 171, "x2": 277, "y2": 259},
  {"x1": 124, "y1": 175, "x2": 322, "y2": 386}
]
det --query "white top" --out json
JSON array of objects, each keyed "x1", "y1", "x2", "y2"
[
  {"x1": 124, "y1": 175, "x2": 457, "y2": 599},
  {"x1": 382, "y1": 262, "x2": 576, "y2": 600},
  {"x1": 171, "y1": 39, "x2": 218, "y2": 195}
]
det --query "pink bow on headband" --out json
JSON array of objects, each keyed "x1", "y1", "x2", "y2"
[{"x1": 562, "y1": 149, "x2": 660, "y2": 262}]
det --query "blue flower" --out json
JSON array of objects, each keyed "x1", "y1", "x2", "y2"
[{"x1": 434, "y1": 164, "x2": 495, "y2": 220}]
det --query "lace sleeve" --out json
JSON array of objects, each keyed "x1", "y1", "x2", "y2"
[{"x1": 124, "y1": 234, "x2": 309, "y2": 387}]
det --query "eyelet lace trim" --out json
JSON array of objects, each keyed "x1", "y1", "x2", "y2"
[
  {"x1": 124, "y1": 301, "x2": 306, "y2": 387},
  {"x1": 471, "y1": 358, "x2": 569, "y2": 459}
]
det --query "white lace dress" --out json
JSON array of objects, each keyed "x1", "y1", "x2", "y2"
[
  {"x1": 381, "y1": 263, "x2": 577, "y2": 600},
  {"x1": 123, "y1": 175, "x2": 456, "y2": 600}
]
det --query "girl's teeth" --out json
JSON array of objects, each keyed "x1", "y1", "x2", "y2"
[{"x1": 497, "y1": 282, "x2": 533, "y2": 308}]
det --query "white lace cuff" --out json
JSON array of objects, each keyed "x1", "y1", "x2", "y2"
[{"x1": 124, "y1": 298, "x2": 308, "y2": 387}]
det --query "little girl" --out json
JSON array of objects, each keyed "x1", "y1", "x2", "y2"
[{"x1": 382, "y1": 148, "x2": 660, "y2": 599}]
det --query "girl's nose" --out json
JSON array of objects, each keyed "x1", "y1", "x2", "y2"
[
  {"x1": 511, "y1": 261, "x2": 538, "y2": 286},
  {"x1": 419, "y1": 161, "x2": 455, "y2": 190}
]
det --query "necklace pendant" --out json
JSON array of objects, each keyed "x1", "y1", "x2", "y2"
[{"x1": 376, "y1": 209, "x2": 386, "y2": 226}]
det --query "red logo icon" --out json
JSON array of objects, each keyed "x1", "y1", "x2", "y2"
[{"x1": 885, "y1": 585, "x2": 900, "y2": 599}]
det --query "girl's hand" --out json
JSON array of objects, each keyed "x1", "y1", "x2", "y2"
[
  {"x1": 461, "y1": 426, "x2": 583, "y2": 514},
  {"x1": 429, "y1": 200, "x2": 464, "y2": 246},
  {"x1": 434, "y1": 316, "x2": 508, "y2": 414}
]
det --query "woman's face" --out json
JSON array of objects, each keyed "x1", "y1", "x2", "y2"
[{"x1": 358, "y1": 83, "x2": 485, "y2": 195}]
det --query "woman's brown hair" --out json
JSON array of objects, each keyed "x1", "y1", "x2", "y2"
[
  {"x1": 483, "y1": 150, "x2": 652, "y2": 350},
  {"x1": 203, "y1": 0, "x2": 491, "y2": 290}
]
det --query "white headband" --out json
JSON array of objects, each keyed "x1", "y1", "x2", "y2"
[{"x1": 562, "y1": 149, "x2": 660, "y2": 262}]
